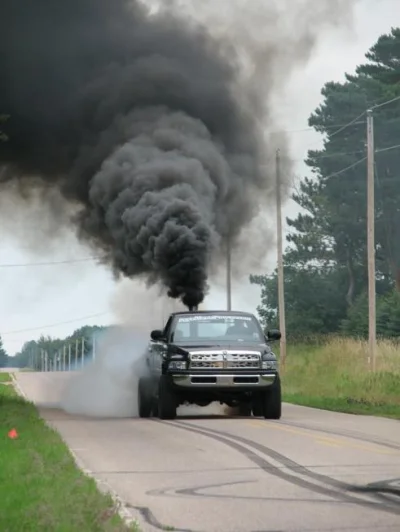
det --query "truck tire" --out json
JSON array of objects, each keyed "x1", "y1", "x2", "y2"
[
  {"x1": 252, "y1": 398, "x2": 263, "y2": 417},
  {"x1": 262, "y1": 375, "x2": 282, "y2": 420},
  {"x1": 158, "y1": 375, "x2": 177, "y2": 420},
  {"x1": 138, "y1": 377, "x2": 153, "y2": 418},
  {"x1": 238, "y1": 402, "x2": 252, "y2": 416},
  {"x1": 152, "y1": 398, "x2": 159, "y2": 417}
]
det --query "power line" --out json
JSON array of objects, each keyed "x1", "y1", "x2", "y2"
[
  {"x1": 0, "y1": 256, "x2": 105, "y2": 268},
  {"x1": 303, "y1": 94, "x2": 400, "y2": 149},
  {"x1": 304, "y1": 149, "x2": 366, "y2": 161},
  {"x1": 296, "y1": 120, "x2": 400, "y2": 163},
  {"x1": 1, "y1": 312, "x2": 111, "y2": 336},
  {"x1": 303, "y1": 114, "x2": 367, "y2": 151},
  {"x1": 372, "y1": 94, "x2": 400, "y2": 110},
  {"x1": 276, "y1": 107, "x2": 400, "y2": 139},
  {"x1": 268, "y1": 114, "x2": 397, "y2": 139},
  {"x1": 314, "y1": 141, "x2": 400, "y2": 181},
  {"x1": 328, "y1": 94, "x2": 400, "y2": 137},
  {"x1": 267, "y1": 94, "x2": 400, "y2": 138},
  {"x1": 266, "y1": 121, "x2": 366, "y2": 135},
  {"x1": 322, "y1": 156, "x2": 367, "y2": 180},
  {"x1": 327, "y1": 111, "x2": 367, "y2": 140},
  {"x1": 376, "y1": 143, "x2": 400, "y2": 154}
]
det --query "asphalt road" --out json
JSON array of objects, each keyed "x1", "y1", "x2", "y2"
[{"x1": 14, "y1": 371, "x2": 400, "y2": 532}]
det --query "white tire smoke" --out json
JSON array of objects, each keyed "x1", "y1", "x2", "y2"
[{"x1": 60, "y1": 326, "x2": 150, "y2": 418}]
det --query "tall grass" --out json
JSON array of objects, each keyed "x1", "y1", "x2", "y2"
[{"x1": 279, "y1": 337, "x2": 400, "y2": 417}]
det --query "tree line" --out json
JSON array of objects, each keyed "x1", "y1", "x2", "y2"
[
  {"x1": 251, "y1": 27, "x2": 400, "y2": 340},
  {"x1": 0, "y1": 336, "x2": 10, "y2": 367}
]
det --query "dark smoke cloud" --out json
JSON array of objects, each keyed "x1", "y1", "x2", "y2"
[{"x1": 0, "y1": 0, "x2": 265, "y2": 307}]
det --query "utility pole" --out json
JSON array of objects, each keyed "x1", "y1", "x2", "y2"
[
  {"x1": 276, "y1": 149, "x2": 287, "y2": 370},
  {"x1": 366, "y1": 109, "x2": 376, "y2": 371},
  {"x1": 75, "y1": 338, "x2": 79, "y2": 369},
  {"x1": 92, "y1": 332, "x2": 96, "y2": 361},
  {"x1": 81, "y1": 337, "x2": 85, "y2": 368},
  {"x1": 226, "y1": 235, "x2": 232, "y2": 311}
]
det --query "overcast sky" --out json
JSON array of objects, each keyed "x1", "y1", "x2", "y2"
[{"x1": 1, "y1": 0, "x2": 398, "y2": 356}]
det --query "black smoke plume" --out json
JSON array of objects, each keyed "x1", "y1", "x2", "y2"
[{"x1": 0, "y1": 0, "x2": 266, "y2": 307}]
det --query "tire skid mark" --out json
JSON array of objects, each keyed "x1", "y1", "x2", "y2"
[
  {"x1": 125, "y1": 504, "x2": 194, "y2": 532},
  {"x1": 280, "y1": 421, "x2": 400, "y2": 453},
  {"x1": 148, "y1": 478, "x2": 361, "y2": 506},
  {"x1": 157, "y1": 420, "x2": 400, "y2": 516}
]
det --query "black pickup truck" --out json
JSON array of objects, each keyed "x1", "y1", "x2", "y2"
[{"x1": 138, "y1": 310, "x2": 282, "y2": 420}]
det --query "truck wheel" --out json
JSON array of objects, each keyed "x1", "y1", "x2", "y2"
[
  {"x1": 138, "y1": 377, "x2": 153, "y2": 418},
  {"x1": 158, "y1": 375, "x2": 177, "y2": 420},
  {"x1": 238, "y1": 402, "x2": 252, "y2": 416},
  {"x1": 152, "y1": 398, "x2": 159, "y2": 417},
  {"x1": 252, "y1": 397, "x2": 263, "y2": 417},
  {"x1": 262, "y1": 376, "x2": 282, "y2": 420}
]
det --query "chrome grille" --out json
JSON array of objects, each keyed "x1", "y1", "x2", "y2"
[
  {"x1": 228, "y1": 353, "x2": 260, "y2": 368},
  {"x1": 189, "y1": 351, "x2": 261, "y2": 369},
  {"x1": 189, "y1": 353, "x2": 223, "y2": 369}
]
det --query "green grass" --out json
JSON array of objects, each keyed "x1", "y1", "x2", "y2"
[
  {"x1": 0, "y1": 372, "x2": 11, "y2": 382},
  {"x1": 280, "y1": 337, "x2": 400, "y2": 419},
  {"x1": 0, "y1": 382, "x2": 139, "y2": 532}
]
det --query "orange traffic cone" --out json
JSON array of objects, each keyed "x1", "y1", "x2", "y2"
[{"x1": 8, "y1": 428, "x2": 18, "y2": 439}]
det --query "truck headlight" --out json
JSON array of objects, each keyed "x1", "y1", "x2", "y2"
[
  {"x1": 261, "y1": 359, "x2": 278, "y2": 370},
  {"x1": 168, "y1": 360, "x2": 186, "y2": 370}
]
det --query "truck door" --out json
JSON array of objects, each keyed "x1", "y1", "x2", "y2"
[{"x1": 152, "y1": 316, "x2": 173, "y2": 376}]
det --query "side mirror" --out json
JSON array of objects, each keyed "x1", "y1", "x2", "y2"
[
  {"x1": 150, "y1": 329, "x2": 164, "y2": 342},
  {"x1": 267, "y1": 329, "x2": 281, "y2": 341}
]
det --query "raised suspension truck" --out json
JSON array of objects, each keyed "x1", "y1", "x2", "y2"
[{"x1": 138, "y1": 310, "x2": 282, "y2": 420}]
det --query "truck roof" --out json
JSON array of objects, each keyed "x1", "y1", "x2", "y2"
[{"x1": 170, "y1": 310, "x2": 256, "y2": 318}]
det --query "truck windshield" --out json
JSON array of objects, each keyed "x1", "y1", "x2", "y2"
[{"x1": 172, "y1": 314, "x2": 263, "y2": 343}]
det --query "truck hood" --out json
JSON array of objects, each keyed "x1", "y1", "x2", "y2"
[{"x1": 172, "y1": 341, "x2": 268, "y2": 352}]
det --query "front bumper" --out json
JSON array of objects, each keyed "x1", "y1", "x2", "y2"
[{"x1": 168, "y1": 370, "x2": 277, "y2": 388}]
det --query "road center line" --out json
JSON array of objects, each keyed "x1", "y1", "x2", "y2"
[{"x1": 245, "y1": 420, "x2": 397, "y2": 455}]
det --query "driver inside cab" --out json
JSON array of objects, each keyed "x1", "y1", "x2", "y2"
[{"x1": 225, "y1": 320, "x2": 255, "y2": 338}]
